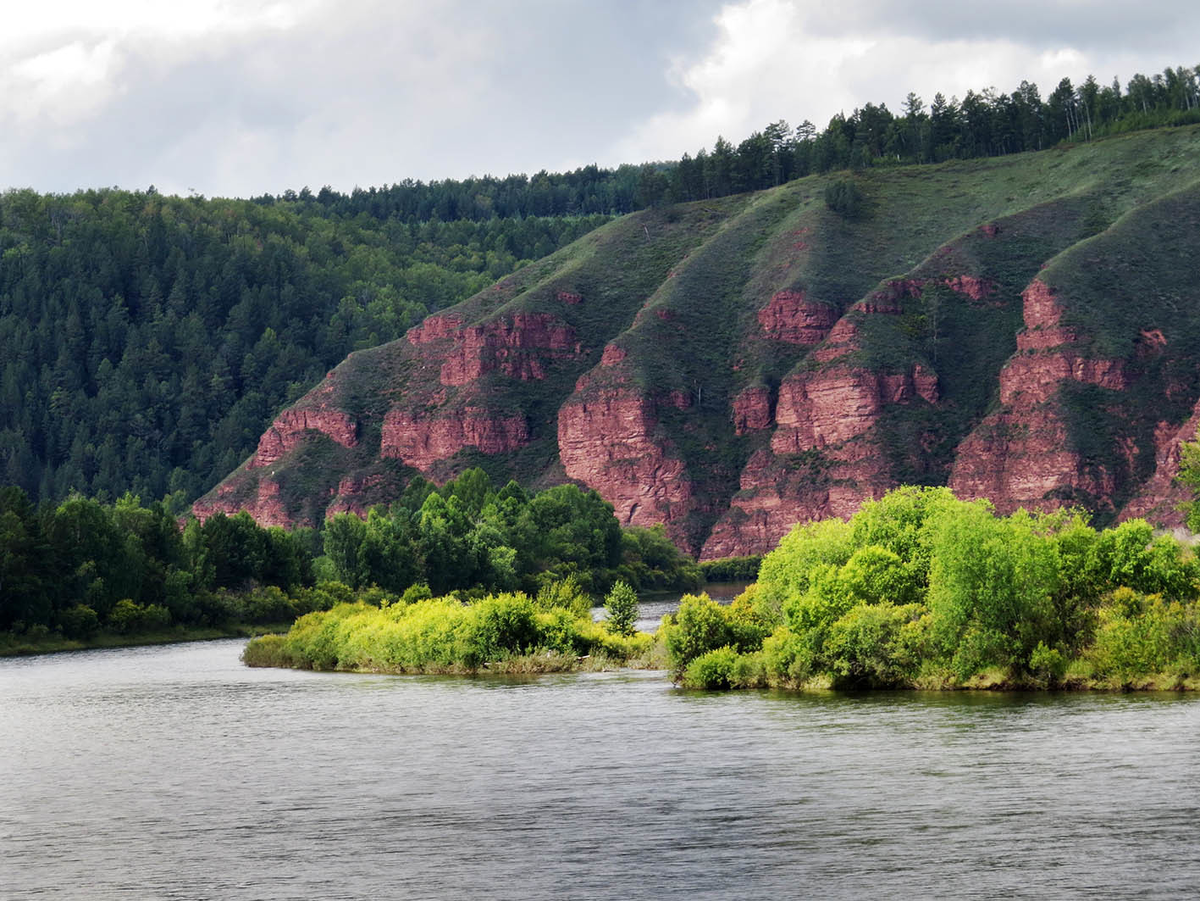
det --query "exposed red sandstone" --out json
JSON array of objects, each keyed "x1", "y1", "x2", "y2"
[
  {"x1": 1118, "y1": 401, "x2": 1200, "y2": 527},
  {"x1": 771, "y1": 364, "x2": 937, "y2": 454},
  {"x1": 557, "y1": 386, "x2": 694, "y2": 534},
  {"x1": 250, "y1": 407, "x2": 358, "y2": 469},
  {"x1": 701, "y1": 448, "x2": 889, "y2": 559},
  {"x1": 440, "y1": 313, "x2": 581, "y2": 386},
  {"x1": 949, "y1": 406, "x2": 1116, "y2": 514},
  {"x1": 381, "y1": 407, "x2": 530, "y2": 470},
  {"x1": 406, "y1": 313, "x2": 464, "y2": 345},
  {"x1": 194, "y1": 478, "x2": 292, "y2": 528},
  {"x1": 703, "y1": 360, "x2": 939, "y2": 557},
  {"x1": 556, "y1": 291, "x2": 583, "y2": 305},
  {"x1": 757, "y1": 291, "x2": 839, "y2": 344},
  {"x1": 326, "y1": 473, "x2": 385, "y2": 519},
  {"x1": 600, "y1": 344, "x2": 627, "y2": 366},
  {"x1": 732, "y1": 385, "x2": 774, "y2": 434},
  {"x1": 948, "y1": 278, "x2": 1126, "y2": 513}
]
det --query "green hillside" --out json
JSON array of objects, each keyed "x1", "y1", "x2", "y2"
[{"x1": 198, "y1": 126, "x2": 1200, "y2": 555}]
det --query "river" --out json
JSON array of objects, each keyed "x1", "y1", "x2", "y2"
[{"x1": 2, "y1": 639, "x2": 1198, "y2": 899}]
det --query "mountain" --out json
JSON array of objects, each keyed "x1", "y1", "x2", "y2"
[{"x1": 195, "y1": 127, "x2": 1200, "y2": 558}]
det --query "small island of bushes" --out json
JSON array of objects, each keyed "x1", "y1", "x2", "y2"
[{"x1": 247, "y1": 487, "x2": 1200, "y2": 691}]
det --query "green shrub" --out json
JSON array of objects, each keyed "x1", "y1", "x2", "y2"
[
  {"x1": 699, "y1": 555, "x2": 762, "y2": 582},
  {"x1": 823, "y1": 602, "x2": 926, "y2": 687},
  {"x1": 1086, "y1": 589, "x2": 1199, "y2": 682},
  {"x1": 400, "y1": 582, "x2": 433, "y2": 605},
  {"x1": 107, "y1": 599, "x2": 171, "y2": 634},
  {"x1": 1029, "y1": 641, "x2": 1067, "y2": 684},
  {"x1": 604, "y1": 580, "x2": 639, "y2": 636},
  {"x1": 824, "y1": 179, "x2": 866, "y2": 219},
  {"x1": 682, "y1": 646, "x2": 740, "y2": 689},
  {"x1": 535, "y1": 576, "x2": 591, "y2": 618},
  {"x1": 761, "y1": 627, "x2": 816, "y2": 686},
  {"x1": 58, "y1": 604, "x2": 100, "y2": 639},
  {"x1": 664, "y1": 593, "x2": 737, "y2": 675}
]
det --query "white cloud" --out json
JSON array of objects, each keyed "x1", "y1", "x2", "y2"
[
  {"x1": 1, "y1": 0, "x2": 1197, "y2": 196},
  {"x1": 607, "y1": 0, "x2": 1200, "y2": 164}
]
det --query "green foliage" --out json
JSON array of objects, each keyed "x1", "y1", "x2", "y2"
[
  {"x1": 242, "y1": 586, "x2": 648, "y2": 674},
  {"x1": 1, "y1": 474, "x2": 704, "y2": 649},
  {"x1": 699, "y1": 556, "x2": 762, "y2": 582},
  {"x1": 604, "y1": 581, "x2": 639, "y2": 636},
  {"x1": 823, "y1": 602, "x2": 927, "y2": 687},
  {"x1": 0, "y1": 186, "x2": 607, "y2": 506},
  {"x1": 682, "y1": 646, "x2": 740, "y2": 690},
  {"x1": 1179, "y1": 428, "x2": 1200, "y2": 532},
  {"x1": 620, "y1": 525, "x2": 703, "y2": 592},
  {"x1": 1029, "y1": 641, "x2": 1067, "y2": 684},
  {"x1": 662, "y1": 591, "x2": 770, "y2": 679},
  {"x1": 823, "y1": 179, "x2": 866, "y2": 219},
  {"x1": 691, "y1": 486, "x2": 1200, "y2": 691},
  {"x1": 1086, "y1": 588, "x2": 1200, "y2": 684}
]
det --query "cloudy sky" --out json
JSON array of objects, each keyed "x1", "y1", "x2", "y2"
[{"x1": 3, "y1": 0, "x2": 1197, "y2": 198}]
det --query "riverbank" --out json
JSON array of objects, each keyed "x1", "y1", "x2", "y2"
[{"x1": 0, "y1": 622, "x2": 292, "y2": 658}]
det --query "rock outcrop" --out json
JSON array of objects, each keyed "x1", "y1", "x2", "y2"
[
  {"x1": 409, "y1": 311, "x2": 582, "y2": 386},
  {"x1": 557, "y1": 386, "x2": 693, "y2": 531},
  {"x1": 949, "y1": 279, "x2": 1128, "y2": 513},
  {"x1": 757, "y1": 291, "x2": 839, "y2": 344},
  {"x1": 250, "y1": 405, "x2": 358, "y2": 470},
  {"x1": 382, "y1": 408, "x2": 530, "y2": 470}
]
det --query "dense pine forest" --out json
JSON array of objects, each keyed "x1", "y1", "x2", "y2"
[
  {"x1": 1, "y1": 61, "x2": 1196, "y2": 511},
  {"x1": 0, "y1": 192, "x2": 606, "y2": 503}
]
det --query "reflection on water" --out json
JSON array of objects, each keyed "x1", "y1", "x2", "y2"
[{"x1": 2, "y1": 639, "x2": 1199, "y2": 899}]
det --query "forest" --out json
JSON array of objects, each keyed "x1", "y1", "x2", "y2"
[
  {"x1": 0, "y1": 190, "x2": 606, "y2": 504},
  {"x1": 0, "y1": 468, "x2": 700, "y2": 652}
]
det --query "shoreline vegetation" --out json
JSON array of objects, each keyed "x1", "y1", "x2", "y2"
[
  {"x1": 0, "y1": 622, "x2": 291, "y2": 658},
  {"x1": 0, "y1": 469, "x2": 704, "y2": 658},
  {"x1": 244, "y1": 487, "x2": 1200, "y2": 692}
]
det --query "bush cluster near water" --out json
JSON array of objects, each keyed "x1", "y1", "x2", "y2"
[
  {"x1": 242, "y1": 580, "x2": 654, "y2": 674},
  {"x1": 0, "y1": 468, "x2": 701, "y2": 652},
  {"x1": 661, "y1": 487, "x2": 1200, "y2": 691}
]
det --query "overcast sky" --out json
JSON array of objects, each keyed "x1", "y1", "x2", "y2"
[{"x1": 3, "y1": 0, "x2": 1197, "y2": 198}]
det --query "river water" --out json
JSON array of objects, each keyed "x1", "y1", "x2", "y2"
[{"x1": 2, "y1": 639, "x2": 1198, "y2": 900}]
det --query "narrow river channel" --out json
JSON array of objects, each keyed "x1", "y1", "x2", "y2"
[{"x1": 2, "y1": 638, "x2": 1198, "y2": 899}]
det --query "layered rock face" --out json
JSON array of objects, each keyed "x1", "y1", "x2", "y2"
[
  {"x1": 1118, "y1": 400, "x2": 1200, "y2": 528},
  {"x1": 250, "y1": 405, "x2": 358, "y2": 470},
  {"x1": 382, "y1": 408, "x2": 530, "y2": 470},
  {"x1": 949, "y1": 280, "x2": 1127, "y2": 513},
  {"x1": 557, "y1": 386, "x2": 693, "y2": 529},
  {"x1": 702, "y1": 363, "x2": 939, "y2": 559},
  {"x1": 410, "y1": 311, "x2": 582, "y2": 385},
  {"x1": 757, "y1": 291, "x2": 839, "y2": 344},
  {"x1": 193, "y1": 477, "x2": 293, "y2": 528}
]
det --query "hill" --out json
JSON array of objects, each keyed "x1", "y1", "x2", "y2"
[{"x1": 195, "y1": 127, "x2": 1200, "y2": 558}]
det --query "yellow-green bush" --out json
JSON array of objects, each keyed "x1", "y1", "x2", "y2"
[{"x1": 243, "y1": 589, "x2": 653, "y2": 674}]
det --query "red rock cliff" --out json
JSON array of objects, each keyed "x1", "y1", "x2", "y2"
[
  {"x1": 557, "y1": 386, "x2": 694, "y2": 535},
  {"x1": 417, "y1": 312, "x2": 583, "y2": 386},
  {"x1": 949, "y1": 279, "x2": 1127, "y2": 512},
  {"x1": 757, "y1": 291, "x2": 839, "y2": 344},
  {"x1": 382, "y1": 407, "x2": 530, "y2": 470},
  {"x1": 250, "y1": 406, "x2": 358, "y2": 470}
]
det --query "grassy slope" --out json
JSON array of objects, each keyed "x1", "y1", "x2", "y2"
[{"x1": 200, "y1": 126, "x2": 1200, "y2": 537}]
